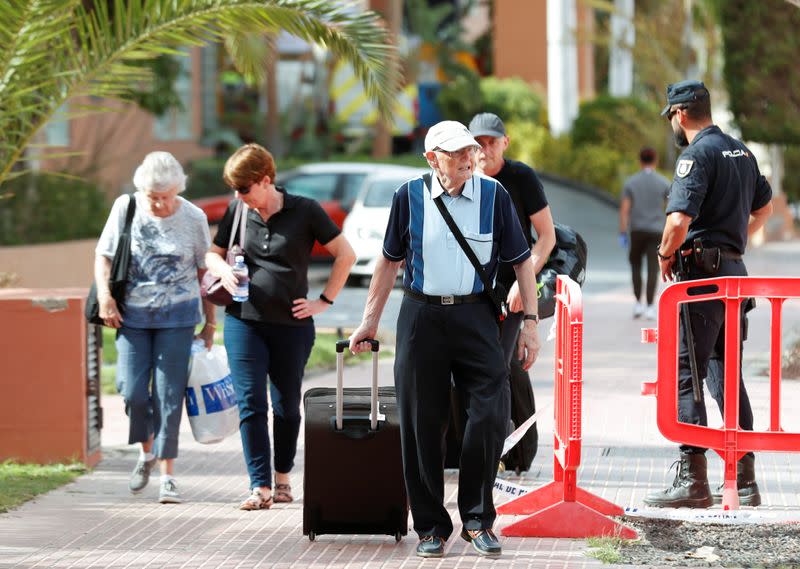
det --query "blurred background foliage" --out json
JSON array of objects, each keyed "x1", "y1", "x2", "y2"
[
  {"x1": 3, "y1": 0, "x2": 798, "y2": 246},
  {"x1": 0, "y1": 174, "x2": 108, "y2": 245}
]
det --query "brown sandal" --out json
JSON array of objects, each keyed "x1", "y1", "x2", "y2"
[
  {"x1": 273, "y1": 483, "x2": 293, "y2": 503},
  {"x1": 239, "y1": 488, "x2": 273, "y2": 510}
]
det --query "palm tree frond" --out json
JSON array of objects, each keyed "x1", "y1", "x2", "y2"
[{"x1": 0, "y1": 0, "x2": 401, "y2": 185}]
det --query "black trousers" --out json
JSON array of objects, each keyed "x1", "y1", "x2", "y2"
[
  {"x1": 500, "y1": 312, "x2": 528, "y2": 425},
  {"x1": 678, "y1": 258, "x2": 754, "y2": 455},
  {"x1": 499, "y1": 311, "x2": 537, "y2": 463},
  {"x1": 394, "y1": 296, "x2": 508, "y2": 539},
  {"x1": 629, "y1": 231, "x2": 662, "y2": 305}
]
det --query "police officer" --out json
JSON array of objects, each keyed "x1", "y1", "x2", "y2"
[
  {"x1": 644, "y1": 80, "x2": 773, "y2": 508},
  {"x1": 349, "y1": 120, "x2": 541, "y2": 558}
]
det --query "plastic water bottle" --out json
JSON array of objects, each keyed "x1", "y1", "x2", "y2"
[{"x1": 232, "y1": 255, "x2": 249, "y2": 302}]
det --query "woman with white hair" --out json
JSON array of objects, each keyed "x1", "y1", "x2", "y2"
[{"x1": 94, "y1": 151, "x2": 215, "y2": 504}]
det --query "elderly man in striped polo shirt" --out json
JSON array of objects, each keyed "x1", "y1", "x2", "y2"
[{"x1": 350, "y1": 120, "x2": 541, "y2": 559}]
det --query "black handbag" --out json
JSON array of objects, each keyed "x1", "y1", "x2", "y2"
[
  {"x1": 85, "y1": 194, "x2": 136, "y2": 325},
  {"x1": 424, "y1": 174, "x2": 508, "y2": 323}
]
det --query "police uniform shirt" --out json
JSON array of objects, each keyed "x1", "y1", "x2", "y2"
[
  {"x1": 213, "y1": 189, "x2": 340, "y2": 325},
  {"x1": 382, "y1": 172, "x2": 530, "y2": 296},
  {"x1": 666, "y1": 125, "x2": 772, "y2": 254}
]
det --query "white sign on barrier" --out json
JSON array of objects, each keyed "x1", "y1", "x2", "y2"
[{"x1": 624, "y1": 507, "x2": 800, "y2": 525}]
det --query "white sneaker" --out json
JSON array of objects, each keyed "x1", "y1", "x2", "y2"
[
  {"x1": 645, "y1": 305, "x2": 657, "y2": 320},
  {"x1": 159, "y1": 478, "x2": 182, "y2": 504},
  {"x1": 633, "y1": 302, "x2": 644, "y2": 319}
]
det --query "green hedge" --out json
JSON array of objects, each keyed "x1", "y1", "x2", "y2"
[
  {"x1": 503, "y1": 95, "x2": 671, "y2": 197},
  {"x1": 505, "y1": 120, "x2": 637, "y2": 198},
  {"x1": 437, "y1": 76, "x2": 545, "y2": 125},
  {"x1": 571, "y1": 95, "x2": 667, "y2": 159},
  {"x1": 0, "y1": 174, "x2": 109, "y2": 245}
]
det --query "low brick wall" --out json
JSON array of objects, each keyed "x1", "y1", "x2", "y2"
[{"x1": 0, "y1": 239, "x2": 95, "y2": 289}]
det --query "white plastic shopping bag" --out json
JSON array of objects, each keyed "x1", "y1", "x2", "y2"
[{"x1": 185, "y1": 342, "x2": 239, "y2": 444}]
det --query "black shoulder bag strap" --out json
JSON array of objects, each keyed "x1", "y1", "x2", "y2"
[
  {"x1": 423, "y1": 173, "x2": 508, "y2": 321},
  {"x1": 110, "y1": 194, "x2": 136, "y2": 278},
  {"x1": 107, "y1": 194, "x2": 137, "y2": 306}
]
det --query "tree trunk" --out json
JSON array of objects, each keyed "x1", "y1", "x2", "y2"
[
  {"x1": 370, "y1": 0, "x2": 401, "y2": 159},
  {"x1": 770, "y1": 144, "x2": 784, "y2": 196},
  {"x1": 264, "y1": 34, "x2": 281, "y2": 158}
]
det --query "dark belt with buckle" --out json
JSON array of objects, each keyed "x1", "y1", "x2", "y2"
[
  {"x1": 403, "y1": 288, "x2": 485, "y2": 306},
  {"x1": 719, "y1": 249, "x2": 742, "y2": 260}
]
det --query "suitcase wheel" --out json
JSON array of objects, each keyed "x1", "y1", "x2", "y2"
[
  {"x1": 309, "y1": 531, "x2": 316, "y2": 542},
  {"x1": 395, "y1": 532, "x2": 402, "y2": 543}
]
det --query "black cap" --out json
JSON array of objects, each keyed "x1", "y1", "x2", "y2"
[
  {"x1": 468, "y1": 113, "x2": 506, "y2": 138},
  {"x1": 660, "y1": 80, "x2": 707, "y2": 116}
]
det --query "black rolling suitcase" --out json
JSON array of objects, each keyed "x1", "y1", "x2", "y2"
[{"x1": 303, "y1": 339, "x2": 408, "y2": 542}]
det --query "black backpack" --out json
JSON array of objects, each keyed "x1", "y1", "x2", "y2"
[{"x1": 537, "y1": 223, "x2": 588, "y2": 319}]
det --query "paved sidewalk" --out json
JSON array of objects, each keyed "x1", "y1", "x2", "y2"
[{"x1": 2, "y1": 240, "x2": 800, "y2": 568}]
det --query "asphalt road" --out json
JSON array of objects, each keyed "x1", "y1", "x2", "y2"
[{"x1": 308, "y1": 178, "x2": 626, "y2": 332}]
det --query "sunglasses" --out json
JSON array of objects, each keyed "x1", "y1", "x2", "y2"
[
  {"x1": 666, "y1": 106, "x2": 686, "y2": 121},
  {"x1": 234, "y1": 183, "x2": 252, "y2": 195}
]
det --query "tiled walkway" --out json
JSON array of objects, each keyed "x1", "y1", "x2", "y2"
[{"x1": 2, "y1": 239, "x2": 800, "y2": 568}]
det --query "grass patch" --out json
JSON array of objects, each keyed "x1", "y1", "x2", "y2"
[
  {"x1": 0, "y1": 461, "x2": 87, "y2": 513},
  {"x1": 585, "y1": 536, "x2": 630, "y2": 564},
  {"x1": 100, "y1": 326, "x2": 392, "y2": 395}
]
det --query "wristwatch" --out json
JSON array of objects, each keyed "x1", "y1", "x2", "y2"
[{"x1": 523, "y1": 314, "x2": 539, "y2": 324}]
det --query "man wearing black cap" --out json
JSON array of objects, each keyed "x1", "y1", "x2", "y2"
[
  {"x1": 644, "y1": 80, "x2": 773, "y2": 508},
  {"x1": 467, "y1": 112, "x2": 555, "y2": 473}
]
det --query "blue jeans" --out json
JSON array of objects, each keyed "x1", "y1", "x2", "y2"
[
  {"x1": 115, "y1": 326, "x2": 195, "y2": 458},
  {"x1": 223, "y1": 314, "x2": 315, "y2": 489}
]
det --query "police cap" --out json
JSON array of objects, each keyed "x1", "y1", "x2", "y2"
[{"x1": 660, "y1": 80, "x2": 708, "y2": 116}]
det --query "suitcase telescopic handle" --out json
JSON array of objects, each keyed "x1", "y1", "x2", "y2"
[
  {"x1": 335, "y1": 339, "x2": 379, "y2": 352},
  {"x1": 335, "y1": 338, "x2": 380, "y2": 431}
]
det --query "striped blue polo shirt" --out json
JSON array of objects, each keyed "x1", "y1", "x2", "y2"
[{"x1": 382, "y1": 172, "x2": 530, "y2": 296}]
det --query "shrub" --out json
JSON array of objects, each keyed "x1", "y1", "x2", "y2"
[
  {"x1": 0, "y1": 174, "x2": 108, "y2": 245},
  {"x1": 436, "y1": 75, "x2": 483, "y2": 124},
  {"x1": 479, "y1": 77, "x2": 545, "y2": 124},
  {"x1": 571, "y1": 95, "x2": 667, "y2": 160},
  {"x1": 505, "y1": 120, "x2": 637, "y2": 197},
  {"x1": 437, "y1": 76, "x2": 545, "y2": 125}
]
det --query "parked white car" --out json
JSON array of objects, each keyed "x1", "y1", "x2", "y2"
[{"x1": 343, "y1": 167, "x2": 427, "y2": 284}]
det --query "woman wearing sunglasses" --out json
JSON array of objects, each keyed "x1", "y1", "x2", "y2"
[{"x1": 205, "y1": 143, "x2": 355, "y2": 510}]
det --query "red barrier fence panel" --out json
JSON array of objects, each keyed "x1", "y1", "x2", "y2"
[
  {"x1": 641, "y1": 276, "x2": 800, "y2": 509},
  {"x1": 499, "y1": 276, "x2": 636, "y2": 539}
]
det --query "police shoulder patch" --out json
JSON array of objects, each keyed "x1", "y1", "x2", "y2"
[{"x1": 676, "y1": 159, "x2": 694, "y2": 178}]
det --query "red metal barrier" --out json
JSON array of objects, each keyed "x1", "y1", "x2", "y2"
[
  {"x1": 642, "y1": 276, "x2": 800, "y2": 509},
  {"x1": 499, "y1": 276, "x2": 636, "y2": 539}
]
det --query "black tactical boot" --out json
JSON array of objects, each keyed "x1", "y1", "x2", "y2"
[
  {"x1": 712, "y1": 454, "x2": 761, "y2": 506},
  {"x1": 644, "y1": 453, "x2": 713, "y2": 508}
]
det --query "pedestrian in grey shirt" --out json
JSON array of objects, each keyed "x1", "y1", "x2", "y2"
[{"x1": 618, "y1": 147, "x2": 670, "y2": 319}]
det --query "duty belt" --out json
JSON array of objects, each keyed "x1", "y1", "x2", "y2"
[
  {"x1": 719, "y1": 249, "x2": 742, "y2": 260},
  {"x1": 403, "y1": 288, "x2": 486, "y2": 306},
  {"x1": 680, "y1": 246, "x2": 742, "y2": 261}
]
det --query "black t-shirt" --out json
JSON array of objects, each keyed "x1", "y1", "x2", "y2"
[
  {"x1": 665, "y1": 125, "x2": 772, "y2": 255},
  {"x1": 492, "y1": 159, "x2": 548, "y2": 289},
  {"x1": 213, "y1": 188, "x2": 340, "y2": 325}
]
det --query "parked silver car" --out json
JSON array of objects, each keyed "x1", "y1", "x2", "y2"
[{"x1": 342, "y1": 167, "x2": 427, "y2": 284}]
